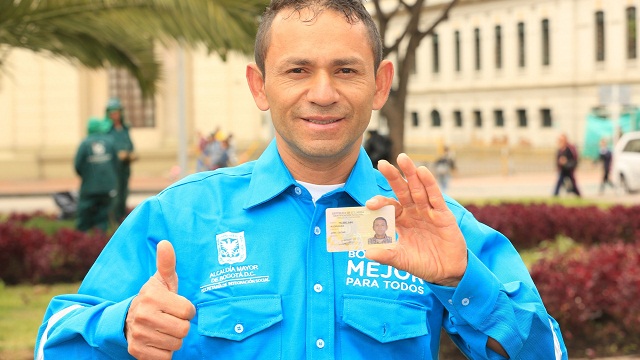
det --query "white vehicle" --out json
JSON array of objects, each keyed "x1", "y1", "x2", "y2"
[{"x1": 611, "y1": 131, "x2": 640, "y2": 193}]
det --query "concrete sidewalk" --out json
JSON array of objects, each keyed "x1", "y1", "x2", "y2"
[
  {"x1": 0, "y1": 175, "x2": 174, "y2": 197},
  {"x1": 0, "y1": 166, "x2": 637, "y2": 214}
]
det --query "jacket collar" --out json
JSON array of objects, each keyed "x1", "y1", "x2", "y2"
[{"x1": 243, "y1": 140, "x2": 387, "y2": 209}]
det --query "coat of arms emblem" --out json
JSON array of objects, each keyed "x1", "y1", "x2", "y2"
[{"x1": 216, "y1": 231, "x2": 246, "y2": 265}]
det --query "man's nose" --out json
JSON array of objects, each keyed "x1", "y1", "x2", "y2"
[{"x1": 306, "y1": 72, "x2": 339, "y2": 106}]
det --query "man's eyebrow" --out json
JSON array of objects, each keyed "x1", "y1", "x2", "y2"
[
  {"x1": 280, "y1": 57, "x2": 312, "y2": 67},
  {"x1": 332, "y1": 57, "x2": 364, "y2": 67},
  {"x1": 278, "y1": 57, "x2": 365, "y2": 67}
]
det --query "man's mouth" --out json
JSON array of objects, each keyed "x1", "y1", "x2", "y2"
[{"x1": 304, "y1": 117, "x2": 342, "y2": 125}]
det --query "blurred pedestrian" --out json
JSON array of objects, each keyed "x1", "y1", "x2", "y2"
[
  {"x1": 597, "y1": 137, "x2": 614, "y2": 194},
  {"x1": 553, "y1": 133, "x2": 581, "y2": 197},
  {"x1": 363, "y1": 129, "x2": 391, "y2": 168},
  {"x1": 196, "y1": 130, "x2": 218, "y2": 171},
  {"x1": 74, "y1": 117, "x2": 118, "y2": 232},
  {"x1": 434, "y1": 146, "x2": 456, "y2": 191},
  {"x1": 105, "y1": 98, "x2": 137, "y2": 222},
  {"x1": 198, "y1": 131, "x2": 235, "y2": 171}
]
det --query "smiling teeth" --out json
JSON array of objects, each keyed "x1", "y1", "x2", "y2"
[{"x1": 307, "y1": 119, "x2": 338, "y2": 124}]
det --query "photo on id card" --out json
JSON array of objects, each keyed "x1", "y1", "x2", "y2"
[{"x1": 326, "y1": 205, "x2": 396, "y2": 252}]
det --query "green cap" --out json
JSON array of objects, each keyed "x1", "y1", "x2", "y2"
[
  {"x1": 106, "y1": 97, "x2": 123, "y2": 112},
  {"x1": 87, "y1": 117, "x2": 111, "y2": 135}
]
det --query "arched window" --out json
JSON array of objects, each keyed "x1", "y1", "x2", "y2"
[{"x1": 431, "y1": 110, "x2": 442, "y2": 127}]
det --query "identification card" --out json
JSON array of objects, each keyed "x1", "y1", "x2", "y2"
[{"x1": 326, "y1": 205, "x2": 396, "y2": 252}]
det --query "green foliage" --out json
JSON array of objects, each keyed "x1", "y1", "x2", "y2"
[
  {"x1": 0, "y1": 282, "x2": 80, "y2": 359},
  {"x1": 0, "y1": 0, "x2": 268, "y2": 95},
  {"x1": 22, "y1": 217, "x2": 75, "y2": 236},
  {"x1": 519, "y1": 236, "x2": 580, "y2": 268}
]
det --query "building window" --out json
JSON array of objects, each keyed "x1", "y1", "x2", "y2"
[
  {"x1": 494, "y1": 109, "x2": 504, "y2": 127},
  {"x1": 474, "y1": 28, "x2": 481, "y2": 70},
  {"x1": 596, "y1": 11, "x2": 605, "y2": 61},
  {"x1": 454, "y1": 30, "x2": 461, "y2": 72},
  {"x1": 517, "y1": 109, "x2": 528, "y2": 127},
  {"x1": 542, "y1": 19, "x2": 550, "y2": 66},
  {"x1": 495, "y1": 25, "x2": 502, "y2": 69},
  {"x1": 627, "y1": 7, "x2": 637, "y2": 59},
  {"x1": 474, "y1": 110, "x2": 483, "y2": 127},
  {"x1": 431, "y1": 110, "x2": 442, "y2": 127},
  {"x1": 411, "y1": 111, "x2": 420, "y2": 127},
  {"x1": 432, "y1": 33, "x2": 440, "y2": 73},
  {"x1": 108, "y1": 68, "x2": 155, "y2": 127},
  {"x1": 541, "y1": 108, "x2": 553, "y2": 127},
  {"x1": 518, "y1": 22, "x2": 526, "y2": 68},
  {"x1": 454, "y1": 110, "x2": 463, "y2": 127}
]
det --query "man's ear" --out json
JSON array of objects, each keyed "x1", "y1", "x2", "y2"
[
  {"x1": 372, "y1": 60, "x2": 394, "y2": 110},
  {"x1": 246, "y1": 63, "x2": 270, "y2": 111}
]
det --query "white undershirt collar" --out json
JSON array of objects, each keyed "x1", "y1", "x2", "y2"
[{"x1": 296, "y1": 180, "x2": 345, "y2": 204}]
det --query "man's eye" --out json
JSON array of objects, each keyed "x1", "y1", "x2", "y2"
[
  {"x1": 290, "y1": 68, "x2": 304, "y2": 74},
  {"x1": 339, "y1": 68, "x2": 355, "y2": 74}
]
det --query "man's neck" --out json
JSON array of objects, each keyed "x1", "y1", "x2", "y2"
[{"x1": 278, "y1": 146, "x2": 359, "y2": 185}]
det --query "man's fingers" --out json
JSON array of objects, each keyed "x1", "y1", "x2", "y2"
[
  {"x1": 396, "y1": 153, "x2": 432, "y2": 209},
  {"x1": 365, "y1": 196, "x2": 402, "y2": 216},
  {"x1": 416, "y1": 166, "x2": 447, "y2": 211},
  {"x1": 377, "y1": 159, "x2": 414, "y2": 207},
  {"x1": 155, "y1": 240, "x2": 178, "y2": 293}
]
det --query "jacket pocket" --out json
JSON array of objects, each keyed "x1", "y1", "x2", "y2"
[
  {"x1": 197, "y1": 295, "x2": 283, "y2": 359},
  {"x1": 340, "y1": 294, "x2": 431, "y2": 359}
]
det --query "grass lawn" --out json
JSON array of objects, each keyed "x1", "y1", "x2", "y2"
[{"x1": 0, "y1": 282, "x2": 79, "y2": 360}]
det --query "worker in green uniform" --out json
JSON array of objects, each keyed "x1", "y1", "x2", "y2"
[
  {"x1": 105, "y1": 98, "x2": 137, "y2": 222},
  {"x1": 74, "y1": 117, "x2": 118, "y2": 232}
]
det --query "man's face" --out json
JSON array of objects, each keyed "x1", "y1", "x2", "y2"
[
  {"x1": 260, "y1": 9, "x2": 382, "y2": 161},
  {"x1": 373, "y1": 219, "x2": 387, "y2": 237},
  {"x1": 108, "y1": 110, "x2": 122, "y2": 123}
]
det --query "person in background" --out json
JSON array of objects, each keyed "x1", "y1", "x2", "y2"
[
  {"x1": 434, "y1": 146, "x2": 456, "y2": 191},
  {"x1": 553, "y1": 133, "x2": 580, "y2": 197},
  {"x1": 363, "y1": 129, "x2": 391, "y2": 169},
  {"x1": 74, "y1": 117, "x2": 118, "y2": 232},
  {"x1": 105, "y1": 98, "x2": 137, "y2": 222},
  {"x1": 196, "y1": 130, "x2": 218, "y2": 172},
  {"x1": 597, "y1": 137, "x2": 614, "y2": 194},
  {"x1": 36, "y1": 1, "x2": 567, "y2": 359}
]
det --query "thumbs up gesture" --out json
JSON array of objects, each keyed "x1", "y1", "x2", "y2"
[{"x1": 126, "y1": 240, "x2": 196, "y2": 359}]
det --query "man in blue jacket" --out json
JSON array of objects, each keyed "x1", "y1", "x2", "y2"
[{"x1": 36, "y1": 1, "x2": 568, "y2": 359}]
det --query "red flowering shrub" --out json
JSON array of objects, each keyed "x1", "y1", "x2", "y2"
[
  {"x1": 466, "y1": 203, "x2": 640, "y2": 249},
  {"x1": 531, "y1": 241, "x2": 640, "y2": 356},
  {"x1": 0, "y1": 214, "x2": 109, "y2": 284},
  {"x1": 28, "y1": 228, "x2": 109, "y2": 284},
  {"x1": 0, "y1": 221, "x2": 47, "y2": 284}
]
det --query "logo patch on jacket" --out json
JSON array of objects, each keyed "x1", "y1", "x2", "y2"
[{"x1": 216, "y1": 231, "x2": 246, "y2": 264}]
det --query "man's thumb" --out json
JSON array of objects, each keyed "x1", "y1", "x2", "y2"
[{"x1": 155, "y1": 240, "x2": 178, "y2": 293}]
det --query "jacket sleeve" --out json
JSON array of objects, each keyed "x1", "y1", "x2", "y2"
[
  {"x1": 35, "y1": 198, "x2": 167, "y2": 359},
  {"x1": 427, "y1": 204, "x2": 568, "y2": 359},
  {"x1": 74, "y1": 142, "x2": 86, "y2": 176}
]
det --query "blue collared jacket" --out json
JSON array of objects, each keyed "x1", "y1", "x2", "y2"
[{"x1": 36, "y1": 140, "x2": 568, "y2": 359}]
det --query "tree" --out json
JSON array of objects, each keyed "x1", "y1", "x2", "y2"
[
  {"x1": 371, "y1": 0, "x2": 459, "y2": 160},
  {"x1": 0, "y1": 0, "x2": 268, "y2": 96}
]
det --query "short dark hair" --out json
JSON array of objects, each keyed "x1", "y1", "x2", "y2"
[
  {"x1": 373, "y1": 217, "x2": 387, "y2": 226},
  {"x1": 254, "y1": 0, "x2": 383, "y2": 77}
]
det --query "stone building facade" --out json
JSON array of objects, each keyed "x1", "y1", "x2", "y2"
[{"x1": 1, "y1": 0, "x2": 638, "y2": 180}]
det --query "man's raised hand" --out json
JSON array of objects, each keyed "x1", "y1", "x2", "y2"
[
  {"x1": 365, "y1": 153, "x2": 468, "y2": 287},
  {"x1": 126, "y1": 240, "x2": 196, "y2": 359}
]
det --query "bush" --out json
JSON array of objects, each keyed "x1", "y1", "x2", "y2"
[
  {"x1": 531, "y1": 240, "x2": 640, "y2": 357},
  {"x1": 466, "y1": 203, "x2": 640, "y2": 249},
  {"x1": 0, "y1": 213, "x2": 109, "y2": 285}
]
